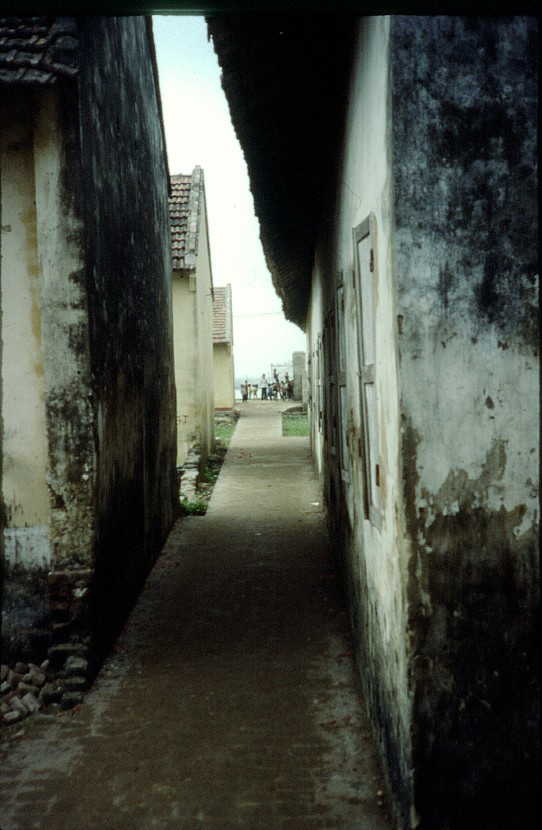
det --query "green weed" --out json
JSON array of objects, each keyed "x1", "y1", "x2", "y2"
[
  {"x1": 179, "y1": 497, "x2": 208, "y2": 516},
  {"x1": 282, "y1": 412, "x2": 309, "y2": 437}
]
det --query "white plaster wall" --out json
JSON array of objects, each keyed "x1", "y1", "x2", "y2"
[
  {"x1": 1, "y1": 92, "x2": 51, "y2": 566},
  {"x1": 213, "y1": 343, "x2": 235, "y2": 409},
  {"x1": 33, "y1": 89, "x2": 95, "y2": 568},
  {"x1": 337, "y1": 14, "x2": 409, "y2": 721},
  {"x1": 400, "y1": 328, "x2": 538, "y2": 537},
  {"x1": 310, "y1": 17, "x2": 412, "y2": 821},
  {"x1": 307, "y1": 267, "x2": 323, "y2": 477},
  {"x1": 172, "y1": 192, "x2": 215, "y2": 467},
  {"x1": 195, "y1": 191, "x2": 215, "y2": 455},
  {"x1": 172, "y1": 274, "x2": 197, "y2": 467}
]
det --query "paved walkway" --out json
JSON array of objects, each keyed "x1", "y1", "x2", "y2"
[{"x1": 0, "y1": 403, "x2": 392, "y2": 830}]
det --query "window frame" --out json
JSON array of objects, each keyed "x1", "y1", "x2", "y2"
[
  {"x1": 352, "y1": 213, "x2": 381, "y2": 529},
  {"x1": 336, "y1": 275, "x2": 350, "y2": 484}
]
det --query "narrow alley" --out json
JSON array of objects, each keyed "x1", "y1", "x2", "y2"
[{"x1": 0, "y1": 403, "x2": 392, "y2": 830}]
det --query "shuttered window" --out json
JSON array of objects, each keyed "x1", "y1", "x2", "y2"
[
  {"x1": 324, "y1": 309, "x2": 337, "y2": 456},
  {"x1": 353, "y1": 214, "x2": 381, "y2": 527},
  {"x1": 336, "y1": 278, "x2": 350, "y2": 483}
]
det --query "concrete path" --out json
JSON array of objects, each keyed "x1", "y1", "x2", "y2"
[{"x1": 0, "y1": 402, "x2": 392, "y2": 830}]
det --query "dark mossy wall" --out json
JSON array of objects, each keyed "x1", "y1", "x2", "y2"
[
  {"x1": 77, "y1": 17, "x2": 177, "y2": 671},
  {"x1": 392, "y1": 17, "x2": 539, "y2": 829}
]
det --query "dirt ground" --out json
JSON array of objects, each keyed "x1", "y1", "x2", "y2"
[{"x1": 1, "y1": 402, "x2": 393, "y2": 830}]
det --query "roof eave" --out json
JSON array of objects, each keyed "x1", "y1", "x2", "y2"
[{"x1": 206, "y1": 14, "x2": 356, "y2": 330}]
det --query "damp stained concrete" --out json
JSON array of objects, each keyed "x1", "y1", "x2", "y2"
[{"x1": 1, "y1": 402, "x2": 392, "y2": 830}]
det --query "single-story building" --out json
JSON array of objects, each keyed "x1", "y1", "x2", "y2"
[
  {"x1": 208, "y1": 14, "x2": 539, "y2": 829},
  {"x1": 1, "y1": 16, "x2": 178, "y2": 684},
  {"x1": 170, "y1": 166, "x2": 215, "y2": 467}
]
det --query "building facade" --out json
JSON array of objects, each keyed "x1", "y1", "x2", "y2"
[
  {"x1": 1, "y1": 16, "x2": 178, "y2": 682},
  {"x1": 212, "y1": 284, "x2": 235, "y2": 410},
  {"x1": 209, "y1": 15, "x2": 539, "y2": 828},
  {"x1": 170, "y1": 167, "x2": 215, "y2": 467}
]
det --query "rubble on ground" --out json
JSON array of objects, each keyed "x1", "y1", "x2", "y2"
[{"x1": 1, "y1": 654, "x2": 87, "y2": 726}]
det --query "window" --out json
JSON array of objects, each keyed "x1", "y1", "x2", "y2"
[
  {"x1": 353, "y1": 214, "x2": 381, "y2": 527},
  {"x1": 336, "y1": 276, "x2": 350, "y2": 483},
  {"x1": 324, "y1": 309, "x2": 337, "y2": 456},
  {"x1": 316, "y1": 334, "x2": 323, "y2": 433}
]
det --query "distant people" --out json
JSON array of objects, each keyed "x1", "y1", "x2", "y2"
[
  {"x1": 260, "y1": 373, "x2": 268, "y2": 400},
  {"x1": 251, "y1": 384, "x2": 258, "y2": 400},
  {"x1": 241, "y1": 382, "x2": 248, "y2": 403}
]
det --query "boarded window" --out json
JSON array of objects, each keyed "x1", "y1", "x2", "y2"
[{"x1": 353, "y1": 214, "x2": 381, "y2": 527}]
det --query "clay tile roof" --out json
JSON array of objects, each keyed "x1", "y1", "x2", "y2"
[
  {"x1": 0, "y1": 17, "x2": 79, "y2": 85},
  {"x1": 212, "y1": 285, "x2": 233, "y2": 345},
  {"x1": 169, "y1": 166, "x2": 205, "y2": 272}
]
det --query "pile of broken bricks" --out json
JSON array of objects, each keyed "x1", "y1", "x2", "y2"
[{"x1": 1, "y1": 652, "x2": 88, "y2": 726}]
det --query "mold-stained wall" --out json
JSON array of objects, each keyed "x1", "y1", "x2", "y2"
[
  {"x1": 33, "y1": 87, "x2": 95, "y2": 574},
  {"x1": 1, "y1": 86, "x2": 95, "y2": 660},
  {"x1": 308, "y1": 17, "x2": 412, "y2": 825},
  {"x1": 1, "y1": 92, "x2": 51, "y2": 568},
  {"x1": 2, "y1": 17, "x2": 177, "y2": 673},
  {"x1": 76, "y1": 17, "x2": 178, "y2": 666},
  {"x1": 308, "y1": 15, "x2": 538, "y2": 829},
  {"x1": 392, "y1": 17, "x2": 538, "y2": 827}
]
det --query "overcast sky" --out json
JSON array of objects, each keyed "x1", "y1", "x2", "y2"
[{"x1": 152, "y1": 15, "x2": 306, "y2": 381}]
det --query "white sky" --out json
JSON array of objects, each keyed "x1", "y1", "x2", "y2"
[{"x1": 152, "y1": 15, "x2": 307, "y2": 381}]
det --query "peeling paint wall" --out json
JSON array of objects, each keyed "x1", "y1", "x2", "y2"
[
  {"x1": 1, "y1": 86, "x2": 94, "y2": 660},
  {"x1": 33, "y1": 88, "x2": 95, "y2": 573},
  {"x1": 76, "y1": 17, "x2": 178, "y2": 669},
  {"x1": 308, "y1": 15, "x2": 538, "y2": 830},
  {"x1": 2, "y1": 18, "x2": 178, "y2": 672},
  {"x1": 1, "y1": 92, "x2": 51, "y2": 566},
  {"x1": 392, "y1": 17, "x2": 539, "y2": 827},
  {"x1": 308, "y1": 17, "x2": 413, "y2": 827}
]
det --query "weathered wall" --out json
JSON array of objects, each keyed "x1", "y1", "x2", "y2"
[
  {"x1": 392, "y1": 16, "x2": 539, "y2": 828},
  {"x1": 0, "y1": 92, "x2": 3, "y2": 657},
  {"x1": 76, "y1": 17, "x2": 177, "y2": 668},
  {"x1": 1, "y1": 85, "x2": 95, "y2": 660},
  {"x1": 172, "y1": 272, "x2": 199, "y2": 466},
  {"x1": 291, "y1": 351, "x2": 306, "y2": 403},
  {"x1": 33, "y1": 87, "x2": 96, "y2": 574},
  {"x1": 309, "y1": 16, "x2": 539, "y2": 829},
  {"x1": 1, "y1": 92, "x2": 51, "y2": 565},
  {"x1": 194, "y1": 187, "x2": 215, "y2": 459},
  {"x1": 213, "y1": 343, "x2": 235, "y2": 410},
  {"x1": 172, "y1": 187, "x2": 215, "y2": 466},
  {"x1": 306, "y1": 268, "x2": 324, "y2": 477},
  {"x1": 308, "y1": 16, "x2": 413, "y2": 827}
]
